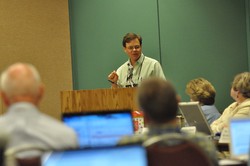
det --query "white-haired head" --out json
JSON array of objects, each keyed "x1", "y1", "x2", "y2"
[{"x1": 0, "y1": 63, "x2": 43, "y2": 105}]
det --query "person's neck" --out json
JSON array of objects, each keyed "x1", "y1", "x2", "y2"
[
  {"x1": 9, "y1": 96, "x2": 39, "y2": 107},
  {"x1": 236, "y1": 96, "x2": 247, "y2": 104},
  {"x1": 130, "y1": 55, "x2": 141, "y2": 67},
  {"x1": 149, "y1": 118, "x2": 178, "y2": 126},
  {"x1": 130, "y1": 60, "x2": 136, "y2": 67}
]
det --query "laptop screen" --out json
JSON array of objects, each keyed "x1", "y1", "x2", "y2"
[
  {"x1": 62, "y1": 110, "x2": 134, "y2": 148},
  {"x1": 42, "y1": 145, "x2": 147, "y2": 166},
  {"x1": 230, "y1": 118, "x2": 250, "y2": 158}
]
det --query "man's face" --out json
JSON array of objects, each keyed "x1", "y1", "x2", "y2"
[{"x1": 123, "y1": 38, "x2": 142, "y2": 63}]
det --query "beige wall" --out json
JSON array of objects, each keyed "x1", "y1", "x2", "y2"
[{"x1": 0, "y1": 0, "x2": 72, "y2": 119}]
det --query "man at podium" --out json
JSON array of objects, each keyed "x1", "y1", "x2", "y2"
[{"x1": 108, "y1": 33, "x2": 165, "y2": 88}]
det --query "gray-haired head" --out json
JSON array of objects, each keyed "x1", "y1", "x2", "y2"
[
  {"x1": 232, "y1": 72, "x2": 250, "y2": 98},
  {"x1": 0, "y1": 63, "x2": 43, "y2": 105}
]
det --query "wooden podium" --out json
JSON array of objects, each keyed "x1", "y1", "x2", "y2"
[
  {"x1": 60, "y1": 88, "x2": 144, "y2": 133},
  {"x1": 60, "y1": 88, "x2": 141, "y2": 113}
]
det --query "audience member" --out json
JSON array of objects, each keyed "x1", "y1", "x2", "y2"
[
  {"x1": 186, "y1": 78, "x2": 221, "y2": 125},
  {"x1": 108, "y1": 33, "x2": 165, "y2": 88},
  {"x1": 211, "y1": 72, "x2": 250, "y2": 133},
  {"x1": 0, "y1": 63, "x2": 78, "y2": 150},
  {"x1": 118, "y1": 77, "x2": 218, "y2": 165}
]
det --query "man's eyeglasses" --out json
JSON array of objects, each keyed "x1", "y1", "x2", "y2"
[{"x1": 126, "y1": 45, "x2": 141, "y2": 51}]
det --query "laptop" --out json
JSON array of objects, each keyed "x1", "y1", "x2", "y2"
[
  {"x1": 42, "y1": 144, "x2": 147, "y2": 166},
  {"x1": 229, "y1": 117, "x2": 250, "y2": 161},
  {"x1": 62, "y1": 110, "x2": 134, "y2": 148},
  {"x1": 178, "y1": 102, "x2": 213, "y2": 135}
]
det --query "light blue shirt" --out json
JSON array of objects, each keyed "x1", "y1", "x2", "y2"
[
  {"x1": 0, "y1": 102, "x2": 78, "y2": 150},
  {"x1": 116, "y1": 53, "x2": 166, "y2": 87},
  {"x1": 201, "y1": 105, "x2": 221, "y2": 125}
]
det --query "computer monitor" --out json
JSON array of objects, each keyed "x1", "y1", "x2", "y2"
[
  {"x1": 42, "y1": 144, "x2": 147, "y2": 166},
  {"x1": 229, "y1": 117, "x2": 250, "y2": 161},
  {"x1": 62, "y1": 110, "x2": 134, "y2": 148},
  {"x1": 178, "y1": 102, "x2": 213, "y2": 135}
]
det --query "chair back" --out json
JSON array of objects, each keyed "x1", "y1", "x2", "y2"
[
  {"x1": 0, "y1": 130, "x2": 9, "y2": 166},
  {"x1": 5, "y1": 144, "x2": 46, "y2": 166},
  {"x1": 143, "y1": 134, "x2": 213, "y2": 166}
]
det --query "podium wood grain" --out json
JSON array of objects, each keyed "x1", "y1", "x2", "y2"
[{"x1": 61, "y1": 88, "x2": 140, "y2": 113}]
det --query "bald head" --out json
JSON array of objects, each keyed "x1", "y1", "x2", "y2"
[{"x1": 0, "y1": 63, "x2": 43, "y2": 106}]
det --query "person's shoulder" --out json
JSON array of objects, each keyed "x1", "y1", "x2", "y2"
[
  {"x1": 118, "y1": 134, "x2": 148, "y2": 145},
  {"x1": 0, "y1": 114, "x2": 7, "y2": 123},
  {"x1": 184, "y1": 132, "x2": 211, "y2": 143},
  {"x1": 241, "y1": 98, "x2": 250, "y2": 106},
  {"x1": 0, "y1": 112, "x2": 13, "y2": 126},
  {"x1": 38, "y1": 112, "x2": 74, "y2": 131},
  {"x1": 227, "y1": 102, "x2": 238, "y2": 108},
  {"x1": 185, "y1": 133, "x2": 217, "y2": 152},
  {"x1": 203, "y1": 105, "x2": 220, "y2": 114},
  {"x1": 144, "y1": 56, "x2": 159, "y2": 63},
  {"x1": 236, "y1": 102, "x2": 250, "y2": 115},
  {"x1": 38, "y1": 113, "x2": 78, "y2": 143}
]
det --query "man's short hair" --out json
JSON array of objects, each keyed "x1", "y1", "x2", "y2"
[
  {"x1": 122, "y1": 33, "x2": 142, "y2": 47},
  {"x1": 137, "y1": 77, "x2": 178, "y2": 123}
]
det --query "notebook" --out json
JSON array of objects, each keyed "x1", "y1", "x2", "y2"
[
  {"x1": 62, "y1": 110, "x2": 134, "y2": 148},
  {"x1": 229, "y1": 118, "x2": 250, "y2": 161},
  {"x1": 178, "y1": 102, "x2": 213, "y2": 135},
  {"x1": 42, "y1": 144, "x2": 147, "y2": 166}
]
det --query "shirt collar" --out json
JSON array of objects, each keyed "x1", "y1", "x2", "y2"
[
  {"x1": 127, "y1": 53, "x2": 145, "y2": 67},
  {"x1": 7, "y1": 102, "x2": 39, "y2": 115},
  {"x1": 147, "y1": 123, "x2": 181, "y2": 136},
  {"x1": 136, "y1": 53, "x2": 145, "y2": 65}
]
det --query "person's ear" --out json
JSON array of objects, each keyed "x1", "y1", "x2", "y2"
[
  {"x1": 37, "y1": 84, "x2": 45, "y2": 101},
  {"x1": 236, "y1": 91, "x2": 242, "y2": 99},
  {"x1": 0, "y1": 91, "x2": 10, "y2": 106},
  {"x1": 123, "y1": 47, "x2": 127, "y2": 53},
  {"x1": 176, "y1": 95, "x2": 181, "y2": 103}
]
